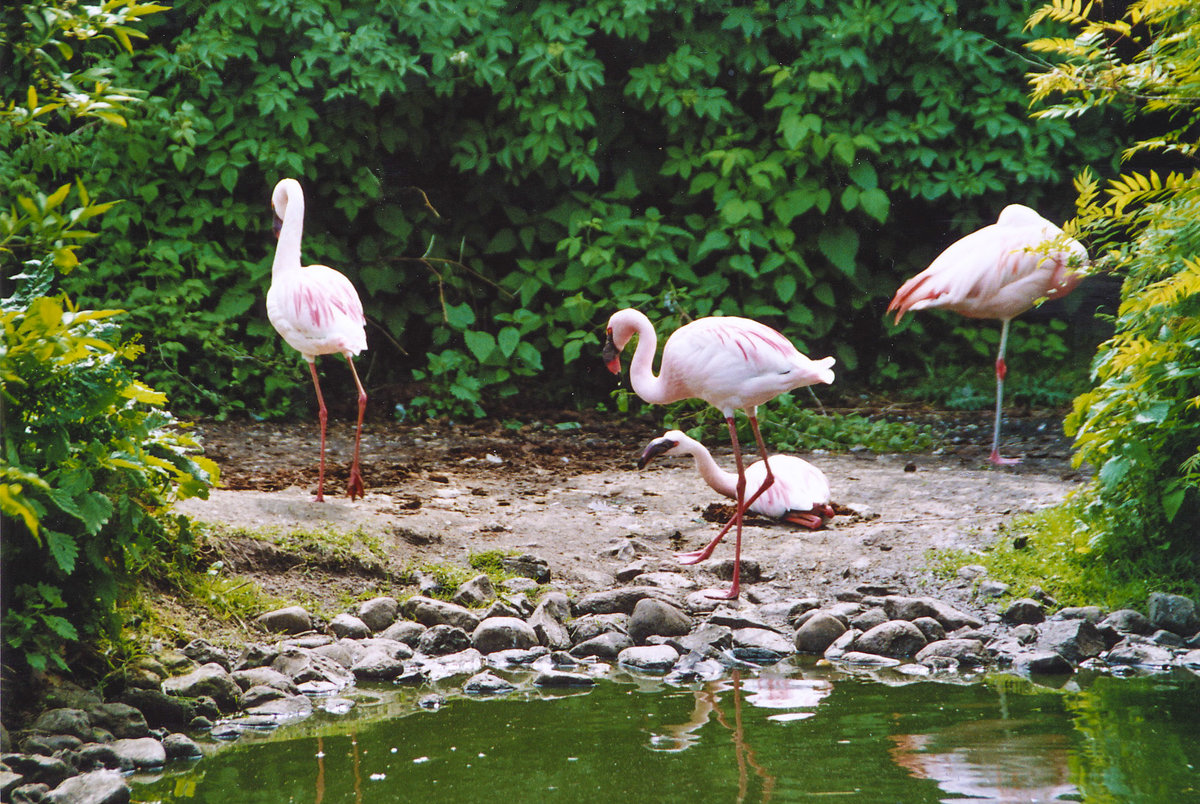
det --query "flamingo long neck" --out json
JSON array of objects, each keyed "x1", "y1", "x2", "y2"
[
  {"x1": 627, "y1": 318, "x2": 677, "y2": 405},
  {"x1": 273, "y1": 185, "x2": 304, "y2": 275},
  {"x1": 681, "y1": 439, "x2": 738, "y2": 500}
]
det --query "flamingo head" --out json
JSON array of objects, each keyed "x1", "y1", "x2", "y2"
[
  {"x1": 602, "y1": 327, "x2": 622, "y2": 374},
  {"x1": 272, "y1": 208, "x2": 283, "y2": 240},
  {"x1": 603, "y1": 308, "x2": 647, "y2": 374},
  {"x1": 637, "y1": 430, "x2": 687, "y2": 469},
  {"x1": 271, "y1": 178, "x2": 301, "y2": 240}
]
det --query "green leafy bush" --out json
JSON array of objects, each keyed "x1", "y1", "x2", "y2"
[{"x1": 35, "y1": 0, "x2": 1120, "y2": 419}]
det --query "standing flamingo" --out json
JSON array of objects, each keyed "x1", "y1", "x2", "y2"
[
  {"x1": 604, "y1": 309, "x2": 835, "y2": 598},
  {"x1": 887, "y1": 205, "x2": 1087, "y2": 465},
  {"x1": 639, "y1": 430, "x2": 834, "y2": 529},
  {"x1": 267, "y1": 177, "x2": 368, "y2": 501}
]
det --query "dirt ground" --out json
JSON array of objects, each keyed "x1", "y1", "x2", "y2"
[{"x1": 176, "y1": 407, "x2": 1088, "y2": 612}]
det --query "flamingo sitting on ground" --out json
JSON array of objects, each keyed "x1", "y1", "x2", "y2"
[
  {"x1": 887, "y1": 204, "x2": 1087, "y2": 465},
  {"x1": 604, "y1": 308, "x2": 835, "y2": 598},
  {"x1": 267, "y1": 177, "x2": 368, "y2": 501},
  {"x1": 639, "y1": 430, "x2": 834, "y2": 530}
]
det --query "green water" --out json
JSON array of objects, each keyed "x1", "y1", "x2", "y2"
[{"x1": 133, "y1": 664, "x2": 1200, "y2": 803}]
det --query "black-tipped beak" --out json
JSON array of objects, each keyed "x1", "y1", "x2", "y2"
[
  {"x1": 272, "y1": 211, "x2": 283, "y2": 240},
  {"x1": 602, "y1": 328, "x2": 620, "y2": 374},
  {"x1": 637, "y1": 437, "x2": 678, "y2": 470}
]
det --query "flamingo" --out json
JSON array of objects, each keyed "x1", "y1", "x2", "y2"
[
  {"x1": 604, "y1": 308, "x2": 835, "y2": 598},
  {"x1": 887, "y1": 204, "x2": 1087, "y2": 465},
  {"x1": 267, "y1": 177, "x2": 368, "y2": 501},
  {"x1": 638, "y1": 429, "x2": 834, "y2": 529}
]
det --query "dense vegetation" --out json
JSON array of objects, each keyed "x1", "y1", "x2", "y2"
[{"x1": 18, "y1": 0, "x2": 1120, "y2": 420}]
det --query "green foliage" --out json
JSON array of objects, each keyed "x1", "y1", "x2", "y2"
[
  {"x1": 1027, "y1": 1, "x2": 1200, "y2": 574},
  {"x1": 10, "y1": 0, "x2": 1121, "y2": 419}
]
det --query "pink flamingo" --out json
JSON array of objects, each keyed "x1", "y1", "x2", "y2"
[
  {"x1": 604, "y1": 309, "x2": 835, "y2": 598},
  {"x1": 887, "y1": 205, "x2": 1087, "y2": 465},
  {"x1": 267, "y1": 178, "x2": 368, "y2": 501},
  {"x1": 639, "y1": 429, "x2": 834, "y2": 529}
]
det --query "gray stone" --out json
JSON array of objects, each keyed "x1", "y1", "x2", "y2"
[
  {"x1": 822, "y1": 628, "x2": 862, "y2": 661},
  {"x1": 1180, "y1": 649, "x2": 1200, "y2": 669},
  {"x1": 1152, "y1": 629, "x2": 1184, "y2": 647},
  {"x1": 357, "y1": 597, "x2": 400, "y2": 632},
  {"x1": 615, "y1": 559, "x2": 651, "y2": 582},
  {"x1": 1148, "y1": 592, "x2": 1200, "y2": 636},
  {"x1": 1057, "y1": 606, "x2": 1105, "y2": 623},
  {"x1": 883, "y1": 596, "x2": 982, "y2": 630},
  {"x1": 351, "y1": 647, "x2": 407, "y2": 681},
  {"x1": 462, "y1": 671, "x2": 516, "y2": 695},
  {"x1": 108, "y1": 737, "x2": 166, "y2": 769},
  {"x1": 328, "y1": 613, "x2": 371, "y2": 639},
  {"x1": 569, "y1": 631, "x2": 634, "y2": 660},
  {"x1": 379, "y1": 620, "x2": 426, "y2": 646},
  {"x1": 1100, "y1": 609, "x2": 1153, "y2": 635},
  {"x1": 855, "y1": 620, "x2": 928, "y2": 658},
  {"x1": 116, "y1": 689, "x2": 194, "y2": 730},
  {"x1": 698, "y1": 557, "x2": 761, "y2": 584},
  {"x1": 21, "y1": 734, "x2": 83, "y2": 756},
  {"x1": 76, "y1": 743, "x2": 133, "y2": 773},
  {"x1": 182, "y1": 638, "x2": 232, "y2": 670},
  {"x1": 915, "y1": 638, "x2": 989, "y2": 668},
  {"x1": 241, "y1": 685, "x2": 288, "y2": 708},
  {"x1": 31, "y1": 708, "x2": 93, "y2": 741},
  {"x1": 231, "y1": 667, "x2": 298, "y2": 694},
  {"x1": 1013, "y1": 651, "x2": 1074, "y2": 675},
  {"x1": 978, "y1": 579, "x2": 1010, "y2": 598},
  {"x1": 674, "y1": 623, "x2": 734, "y2": 654},
  {"x1": 453, "y1": 574, "x2": 497, "y2": 608},
  {"x1": 636, "y1": 572, "x2": 698, "y2": 593},
  {"x1": 501, "y1": 554, "x2": 551, "y2": 583},
  {"x1": 1037, "y1": 619, "x2": 1106, "y2": 664},
  {"x1": 86, "y1": 703, "x2": 148, "y2": 740},
  {"x1": 794, "y1": 612, "x2": 848, "y2": 654},
  {"x1": 45, "y1": 770, "x2": 130, "y2": 804},
  {"x1": 486, "y1": 646, "x2": 550, "y2": 668},
  {"x1": 162, "y1": 663, "x2": 242, "y2": 713},
  {"x1": 405, "y1": 596, "x2": 481, "y2": 631},
  {"x1": 568, "y1": 614, "x2": 629, "y2": 644},
  {"x1": 482, "y1": 598, "x2": 525, "y2": 620},
  {"x1": 837, "y1": 652, "x2": 902, "y2": 668},
  {"x1": 417, "y1": 623, "x2": 473, "y2": 656},
  {"x1": 471, "y1": 617, "x2": 538, "y2": 654},
  {"x1": 533, "y1": 670, "x2": 595, "y2": 688},
  {"x1": 243, "y1": 695, "x2": 315, "y2": 722},
  {"x1": 618, "y1": 644, "x2": 680, "y2": 673},
  {"x1": 850, "y1": 608, "x2": 889, "y2": 632},
  {"x1": 574, "y1": 587, "x2": 671, "y2": 616},
  {"x1": 162, "y1": 733, "x2": 203, "y2": 760},
  {"x1": 232, "y1": 644, "x2": 277, "y2": 671},
  {"x1": 1002, "y1": 598, "x2": 1046, "y2": 625},
  {"x1": 254, "y1": 605, "x2": 313, "y2": 635},
  {"x1": 732, "y1": 627, "x2": 794, "y2": 656},
  {"x1": 1106, "y1": 639, "x2": 1175, "y2": 669},
  {"x1": 528, "y1": 593, "x2": 572, "y2": 650},
  {"x1": 628, "y1": 598, "x2": 692, "y2": 644},
  {"x1": 313, "y1": 640, "x2": 359, "y2": 668},
  {"x1": 912, "y1": 617, "x2": 946, "y2": 642},
  {"x1": 414, "y1": 648, "x2": 485, "y2": 682},
  {"x1": 270, "y1": 648, "x2": 354, "y2": 690},
  {"x1": 10, "y1": 782, "x2": 48, "y2": 804},
  {"x1": 3, "y1": 754, "x2": 73, "y2": 788}
]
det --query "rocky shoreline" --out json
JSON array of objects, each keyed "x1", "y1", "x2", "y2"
[{"x1": 3, "y1": 557, "x2": 1200, "y2": 804}]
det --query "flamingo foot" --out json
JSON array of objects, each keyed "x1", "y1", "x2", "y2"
[
  {"x1": 702, "y1": 585, "x2": 740, "y2": 601},
  {"x1": 988, "y1": 449, "x2": 1022, "y2": 466},
  {"x1": 675, "y1": 548, "x2": 714, "y2": 565},
  {"x1": 346, "y1": 465, "x2": 365, "y2": 501}
]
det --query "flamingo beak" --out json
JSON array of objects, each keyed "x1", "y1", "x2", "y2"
[
  {"x1": 272, "y1": 210, "x2": 283, "y2": 240},
  {"x1": 602, "y1": 328, "x2": 621, "y2": 374},
  {"x1": 637, "y1": 437, "x2": 678, "y2": 469}
]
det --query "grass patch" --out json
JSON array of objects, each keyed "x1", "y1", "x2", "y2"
[
  {"x1": 411, "y1": 550, "x2": 523, "y2": 602},
  {"x1": 932, "y1": 500, "x2": 1200, "y2": 611}
]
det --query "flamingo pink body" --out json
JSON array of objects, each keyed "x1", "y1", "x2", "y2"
[
  {"x1": 267, "y1": 178, "x2": 368, "y2": 501},
  {"x1": 639, "y1": 430, "x2": 834, "y2": 529},
  {"x1": 605, "y1": 308, "x2": 835, "y2": 598},
  {"x1": 887, "y1": 204, "x2": 1087, "y2": 464}
]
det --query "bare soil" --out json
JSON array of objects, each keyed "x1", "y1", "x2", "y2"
[{"x1": 177, "y1": 408, "x2": 1088, "y2": 616}]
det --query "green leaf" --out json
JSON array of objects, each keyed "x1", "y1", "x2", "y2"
[
  {"x1": 464, "y1": 330, "x2": 496, "y2": 361},
  {"x1": 817, "y1": 226, "x2": 859, "y2": 277},
  {"x1": 774, "y1": 273, "x2": 797, "y2": 303},
  {"x1": 858, "y1": 188, "x2": 890, "y2": 223},
  {"x1": 1099, "y1": 455, "x2": 1130, "y2": 491},
  {"x1": 497, "y1": 327, "x2": 520, "y2": 358},
  {"x1": 444, "y1": 302, "x2": 476, "y2": 329},
  {"x1": 44, "y1": 529, "x2": 79, "y2": 574}
]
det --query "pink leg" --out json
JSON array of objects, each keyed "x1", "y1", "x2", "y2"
[
  {"x1": 308, "y1": 361, "x2": 328, "y2": 502},
  {"x1": 989, "y1": 319, "x2": 1021, "y2": 466},
  {"x1": 345, "y1": 355, "x2": 367, "y2": 500}
]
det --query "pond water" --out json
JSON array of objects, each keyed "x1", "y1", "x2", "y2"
[{"x1": 133, "y1": 662, "x2": 1199, "y2": 803}]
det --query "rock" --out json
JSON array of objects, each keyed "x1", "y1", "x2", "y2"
[
  {"x1": 487, "y1": 647, "x2": 549, "y2": 669},
  {"x1": 108, "y1": 737, "x2": 166, "y2": 769},
  {"x1": 674, "y1": 623, "x2": 734, "y2": 654},
  {"x1": 1037, "y1": 619, "x2": 1106, "y2": 664},
  {"x1": 533, "y1": 670, "x2": 595, "y2": 688},
  {"x1": 1106, "y1": 639, "x2": 1176, "y2": 669},
  {"x1": 30, "y1": 709, "x2": 94, "y2": 742},
  {"x1": 45, "y1": 770, "x2": 130, "y2": 804},
  {"x1": 628, "y1": 598, "x2": 692, "y2": 645},
  {"x1": 978, "y1": 579, "x2": 1010, "y2": 598},
  {"x1": 501, "y1": 554, "x2": 551, "y2": 583},
  {"x1": 912, "y1": 617, "x2": 946, "y2": 642},
  {"x1": 405, "y1": 596, "x2": 481, "y2": 632},
  {"x1": 328, "y1": 613, "x2": 371, "y2": 639},
  {"x1": 850, "y1": 608, "x2": 889, "y2": 632},
  {"x1": 117, "y1": 689, "x2": 194, "y2": 730},
  {"x1": 837, "y1": 652, "x2": 902, "y2": 668},
  {"x1": 1151, "y1": 629, "x2": 1184, "y2": 647},
  {"x1": 2, "y1": 754, "x2": 73, "y2": 788},
  {"x1": 162, "y1": 663, "x2": 242, "y2": 713},
  {"x1": 162, "y1": 733, "x2": 203, "y2": 760},
  {"x1": 242, "y1": 695, "x2": 314, "y2": 722},
  {"x1": 501, "y1": 577, "x2": 539, "y2": 594},
  {"x1": 12, "y1": 783, "x2": 51, "y2": 804},
  {"x1": 569, "y1": 614, "x2": 629, "y2": 644},
  {"x1": 636, "y1": 572, "x2": 698, "y2": 592},
  {"x1": 414, "y1": 649, "x2": 484, "y2": 682},
  {"x1": 1057, "y1": 606, "x2": 1105, "y2": 623},
  {"x1": 357, "y1": 597, "x2": 400, "y2": 632},
  {"x1": 472, "y1": 617, "x2": 539, "y2": 654},
  {"x1": 1100, "y1": 609, "x2": 1154, "y2": 635},
  {"x1": 1002, "y1": 598, "x2": 1046, "y2": 625},
  {"x1": 794, "y1": 612, "x2": 848, "y2": 654},
  {"x1": 254, "y1": 606, "x2": 313, "y2": 635},
  {"x1": 618, "y1": 644, "x2": 680, "y2": 673},
  {"x1": 1148, "y1": 592, "x2": 1200, "y2": 636},
  {"x1": 379, "y1": 620, "x2": 426, "y2": 646},
  {"x1": 231, "y1": 667, "x2": 298, "y2": 694},
  {"x1": 883, "y1": 596, "x2": 982, "y2": 630},
  {"x1": 569, "y1": 631, "x2": 633, "y2": 660},
  {"x1": 181, "y1": 638, "x2": 232, "y2": 670},
  {"x1": 482, "y1": 598, "x2": 525, "y2": 620},
  {"x1": 1180, "y1": 649, "x2": 1200, "y2": 669},
  {"x1": 615, "y1": 559, "x2": 651, "y2": 582},
  {"x1": 21, "y1": 734, "x2": 82, "y2": 756},
  {"x1": 699, "y1": 557, "x2": 761, "y2": 584},
  {"x1": 417, "y1": 624, "x2": 473, "y2": 656},
  {"x1": 463, "y1": 671, "x2": 517, "y2": 695},
  {"x1": 76, "y1": 743, "x2": 133, "y2": 773},
  {"x1": 270, "y1": 648, "x2": 354, "y2": 690},
  {"x1": 732, "y1": 628, "x2": 794, "y2": 657},
  {"x1": 1012, "y1": 651, "x2": 1074, "y2": 675},
  {"x1": 351, "y1": 647, "x2": 407, "y2": 681},
  {"x1": 855, "y1": 620, "x2": 928, "y2": 658},
  {"x1": 528, "y1": 593, "x2": 572, "y2": 650},
  {"x1": 313, "y1": 640, "x2": 359, "y2": 669},
  {"x1": 574, "y1": 587, "x2": 670, "y2": 616},
  {"x1": 241, "y1": 685, "x2": 288, "y2": 708},
  {"x1": 86, "y1": 703, "x2": 148, "y2": 740},
  {"x1": 823, "y1": 628, "x2": 861, "y2": 661},
  {"x1": 453, "y1": 574, "x2": 497, "y2": 608},
  {"x1": 232, "y1": 644, "x2": 277, "y2": 671},
  {"x1": 915, "y1": 639, "x2": 989, "y2": 668}
]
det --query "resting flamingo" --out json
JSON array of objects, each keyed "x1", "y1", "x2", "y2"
[
  {"x1": 887, "y1": 204, "x2": 1087, "y2": 465},
  {"x1": 604, "y1": 308, "x2": 835, "y2": 598},
  {"x1": 639, "y1": 430, "x2": 834, "y2": 530},
  {"x1": 267, "y1": 178, "x2": 367, "y2": 501}
]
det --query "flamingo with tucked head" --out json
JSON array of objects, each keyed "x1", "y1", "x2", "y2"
[
  {"x1": 604, "y1": 308, "x2": 834, "y2": 598},
  {"x1": 267, "y1": 178, "x2": 367, "y2": 501},
  {"x1": 888, "y1": 204, "x2": 1087, "y2": 465},
  {"x1": 639, "y1": 429, "x2": 834, "y2": 531}
]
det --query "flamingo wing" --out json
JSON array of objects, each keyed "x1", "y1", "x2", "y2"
[
  {"x1": 269, "y1": 265, "x2": 366, "y2": 358},
  {"x1": 745, "y1": 456, "x2": 831, "y2": 520}
]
